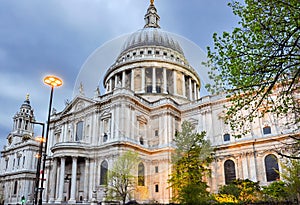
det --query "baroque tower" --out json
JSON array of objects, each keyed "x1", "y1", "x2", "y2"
[{"x1": 0, "y1": 95, "x2": 40, "y2": 205}]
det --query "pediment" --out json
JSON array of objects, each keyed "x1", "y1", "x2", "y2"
[
  {"x1": 187, "y1": 118, "x2": 198, "y2": 126},
  {"x1": 137, "y1": 115, "x2": 148, "y2": 124},
  {"x1": 60, "y1": 96, "x2": 95, "y2": 116}
]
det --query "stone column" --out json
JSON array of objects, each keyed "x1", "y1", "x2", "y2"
[
  {"x1": 163, "y1": 68, "x2": 167, "y2": 94},
  {"x1": 193, "y1": 82, "x2": 197, "y2": 100},
  {"x1": 68, "y1": 157, "x2": 77, "y2": 203},
  {"x1": 114, "y1": 75, "x2": 118, "y2": 88},
  {"x1": 152, "y1": 67, "x2": 156, "y2": 93},
  {"x1": 109, "y1": 79, "x2": 112, "y2": 93},
  {"x1": 189, "y1": 78, "x2": 192, "y2": 100},
  {"x1": 125, "y1": 105, "x2": 130, "y2": 138},
  {"x1": 49, "y1": 158, "x2": 58, "y2": 202},
  {"x1": 141, "y1": 67, "x2": 145, "y2": 92},
  {"x1": 182, "y1": 74, "x2": 186, "y2": 98},
  {"x1": 173, "y1": 70, "x2": 177, "y2": 95},
  {"x1": 122, "y1": 71, "x2": 126, "y2": 88},
  {"x1": 88, "y1": 159, "x2": 95, "y2": 200},
  {"x1": 131, "y1": 69, "x2": 135, "y2": 91},
  {"x1": 56, "y1": 157, "x2": 65, "y2": 203},
  {"x1": 115, "y1": 105, "x2": 120, "y2": 139},
  {"x1": 83, "y1": 158, "x2": 89, "y2": 202}
]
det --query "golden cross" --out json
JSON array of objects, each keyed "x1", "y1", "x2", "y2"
[{"x1": 150, "y1": 0, "x2": 154, "y2": 5}]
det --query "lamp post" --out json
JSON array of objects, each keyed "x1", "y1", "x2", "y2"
[
  {"x1": 39, "y1": 75, "x2": 62, "y2": 205},
  {"x1": 31, "y1": 121, "x2": 45, "y2": 205}
]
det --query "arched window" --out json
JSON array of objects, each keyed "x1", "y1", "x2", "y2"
[
  {"x1": 76, "y1": 121, "x2": 84, "y2": 141},
  {"x1": 100, "y1": 160, "x2": 108, "y2": 185},
  {"x1": 224, "y1": 160, "x2": 236, "y2": 184},
  {"x1": 103, "y1": 133, "x2": 108, "y2": 143},
  {"x1": 223, "y1": 133, "x2": 230, "y2": 142},
  {"x1": 265, "y1": 154, "x2": 279, "y2": 182},
  {"x1": 263, "y1": 126, "x2": 271, "y2": 135},
  {"x1": 138, "y1": 162, "x2": 145, "y2": 186}
]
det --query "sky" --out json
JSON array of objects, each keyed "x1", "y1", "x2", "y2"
[{"x1": 0, "y1": 0, "x2": 240, "y2": 150}]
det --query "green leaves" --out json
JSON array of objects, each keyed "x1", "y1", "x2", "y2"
[
  {"x1": 169, "y1": 121, "x2": 214, "y2": 204},
  {"x1": 107, "y1": 151, "x2": 140, "y2": 204},
  {"x1": 205, "y1": 0, "x2": 300, "y2": 136}
]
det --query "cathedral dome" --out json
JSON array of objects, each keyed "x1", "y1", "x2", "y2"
[
  {"x1": 121, "y1": 28, "x2": 184, "y2": 55},
  {"x1": 102, "y1": 1, "x2": 201, "y2": 103}
]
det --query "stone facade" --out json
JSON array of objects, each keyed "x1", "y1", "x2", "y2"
[{"x1": 0, "y1": 1, "x2": 298, "y2": 205}]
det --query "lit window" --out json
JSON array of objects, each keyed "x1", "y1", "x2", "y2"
[{"x1": 138, "y1": 162, "x2": 145, "y2": 186}]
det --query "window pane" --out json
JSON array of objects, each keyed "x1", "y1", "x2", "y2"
[
  {"x1": 138, "y1": 162, "x2": 145, "y2": 186},
  {"x1": 224, "y1": 160, "x2": 236, "y2": 184},
  {"x1": 100, "y1": 161, "x2": 108, "y2": 185},
  {"x1": 76, "y1": 121, "x2": 84, "y2": 141},
  {"x1": 265, "y1": 154, "x2": 279, "y2": 182},
  {"x1": 223, "y1": 133, "x2": 230, "y2": 141},
  {"x1": 263, "y1": 126, "x2": 271, "y2": 135}
]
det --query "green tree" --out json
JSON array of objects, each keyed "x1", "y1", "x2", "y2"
[
  {"x1": 261, "y1": 181, "x2": 289, "y2": 202},
  {"x1": 107, "y1": 151, "x2": 139, "y2": 205},
  {"x1": 280, "y1": 159, "x2": 300, "y2": 203},
  {"x1": 205, "y1": 0, "x2": 300, "y2": 142},
  {"x1": 169, "y1": 121, "x2": 213, "y2": 205},
  {"x1": 217, "y1": 179, "x2": 261, "y2": 203}
]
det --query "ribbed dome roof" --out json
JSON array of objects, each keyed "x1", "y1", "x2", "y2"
[{"x1": 120, "y1": 28, "x2": 184, "y2": 55}]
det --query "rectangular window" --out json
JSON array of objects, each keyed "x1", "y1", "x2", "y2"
[
  {"x1": 76, "y1": 121, "x2": 84, "y2": 141},
  {"x1": 263, "y1": 126, "x2": 271, "y2": 135},
  {"x1": 223, "y1": 133, "x2": 230, "y2": 142},
  {"x1": 155, "y1": 130, "x2": 158, "y2": 137},
  {"x1": 155, "y1": 184, "x2": 159, "y2": 192},
  {"x1": 155, "y1": 166, "x2": 159, "y2": 173},
  {"x1": 14, "y1": 181, "x2": 18, "y2": 194}
]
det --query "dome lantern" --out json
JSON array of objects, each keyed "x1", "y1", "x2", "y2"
[{"x1": 144, "y1": 0, "x2": 160, "y2": 28}]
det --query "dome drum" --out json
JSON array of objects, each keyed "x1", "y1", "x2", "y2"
[{"x1": 104, "y1": 64, "x2": 200, "y2": 102}]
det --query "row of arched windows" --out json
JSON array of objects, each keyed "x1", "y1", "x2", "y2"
[
  {"x1": 224, "y1": 154, "x2": 279, "y2": 184},
  {"x1": 99, "y1": 161, "x2": 145, "y2": 186}
]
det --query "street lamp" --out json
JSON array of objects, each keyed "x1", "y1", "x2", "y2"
[
  {"x1": 31, "y1": 121, "x2": 45, "y2": 205},
  {"x1": 39, "y1": 75, "x2": 63, "y2": 205}
]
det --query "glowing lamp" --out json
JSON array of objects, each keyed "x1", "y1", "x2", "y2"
[{"x1": 44, "y1": 75, "x2": 63, "y2": 87}]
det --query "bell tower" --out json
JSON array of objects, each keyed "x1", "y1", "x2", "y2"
[{"x1": 9, "y1": 94, "x2": 35, "y2": 145}]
